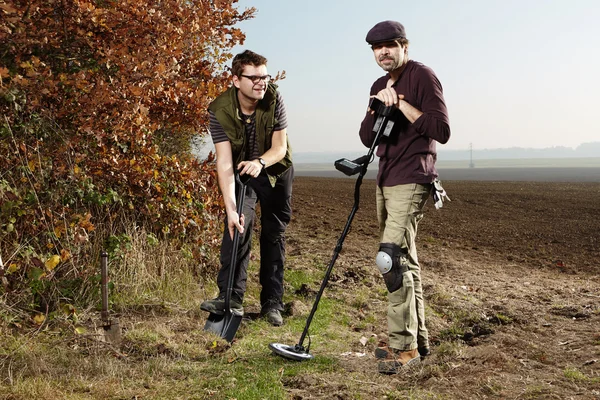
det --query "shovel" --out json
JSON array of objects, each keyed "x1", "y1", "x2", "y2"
[
  {"x1": 100, "y1": 251, "x2": 121, "y2": 345},
  {"x1": 204, "y1": 172, "x2": 250, "y2": 342}
]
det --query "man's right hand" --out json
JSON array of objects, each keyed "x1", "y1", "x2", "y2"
[
  {"x1": 237, "y1": 159, "x2": 263, "y2": 178},
  {"x1": 371, "y1": 88, "x2": 405, "y2": 108},
  {"x1": 227, "y1": 209, "x2": 245, "y2": 239}
]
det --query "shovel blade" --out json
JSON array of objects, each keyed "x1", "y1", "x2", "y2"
[
  {"x1": 103, "y1": 318, "x2": 122, "y2": 345},
  {"x1": 204, "y1": 312, "x2": 243, "y2": 342}
]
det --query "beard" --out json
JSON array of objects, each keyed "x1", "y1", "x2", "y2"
[{"x1": 377, "y1": 54, "x2": 404, "y2": 72}]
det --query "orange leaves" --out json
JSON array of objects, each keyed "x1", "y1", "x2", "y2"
[
  {"x1": 130, "y1": 85, "x2": 143, "y2": 96},
  {"x1": 54, "y1": 225, "x2": 65, "y2": 239},
  {"x1": 0, "y1": 66, "x2": 9, "y2": 84},
  {"x1": 73, "y1": 213, "x2": 95, "y2": 233},
  {"x1": 0, "y1": 0, "x2": 250, "y2": 300},
  {"x1": 60, "y1": 248, "x2": 71, "y2": 262}
]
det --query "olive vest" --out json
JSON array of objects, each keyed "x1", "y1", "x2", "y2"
[{"x1": 208, "y1": 83, "x2": 293, "y2": 187}]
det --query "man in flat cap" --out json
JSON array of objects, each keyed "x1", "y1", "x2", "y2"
[{"x1": 359, "y1": 20, "x2": 451, "y2": 374}]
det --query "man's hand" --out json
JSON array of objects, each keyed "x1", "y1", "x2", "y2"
[
  {"x1": 370, "y1": 89, "x2": 423, "y2": 123},
  {"x1": 227, "y1": 209, "x2": 245, "y2": 239},
  {"x1": 371, "y1": 88, "x2": 404, "y2": 107},
  {"x1": 237, "y1": 159, "x2": 262, "y2": 178}
]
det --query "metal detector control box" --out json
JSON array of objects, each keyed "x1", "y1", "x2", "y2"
[
  {"x1": 334, "y1": 98, "x2": 397, "y2": 177},
  {"x1": 335, "y1": 155, "x2": 369, "y2": 176}
]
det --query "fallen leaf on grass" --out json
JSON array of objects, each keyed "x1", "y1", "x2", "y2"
[
  {"x1": 45, "y1": 255, "x2": 60, "y2": 271},
  {"x1": 33, "y1": 313, "x2": 45, "y2": 325}
]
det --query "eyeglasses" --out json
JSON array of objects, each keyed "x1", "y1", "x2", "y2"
[{"x1": 240, "y1": 74, "x2": 272, "y2": 84}]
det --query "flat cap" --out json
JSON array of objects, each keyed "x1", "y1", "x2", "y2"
[{"x1": 365, "y1": 20, "x2": 406, "y2": 45}]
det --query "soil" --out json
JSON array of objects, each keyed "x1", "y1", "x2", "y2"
[{"x1": 283, "y1": 177, "x2": 600, "y2": 399}]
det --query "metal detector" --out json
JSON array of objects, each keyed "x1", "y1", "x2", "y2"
[
  {"x1": 204, "y1": 172, "x2": 250, "y2": 342},
  {"x1": 269, "y1": 97, "x2": 398, "y2": 361}
]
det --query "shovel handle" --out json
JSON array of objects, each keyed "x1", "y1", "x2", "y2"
[
  {"x1": 100, "y1": 251, "x2": 109, "y2": 324},
  {"x1": 224, "y1": 173, "x2": 248, "y2": 311}
]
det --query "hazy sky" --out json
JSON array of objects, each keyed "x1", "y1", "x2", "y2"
[{"x1": 228, "y1": 0, "x2": 600, "y2": 154}]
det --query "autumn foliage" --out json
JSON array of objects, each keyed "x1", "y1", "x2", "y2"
[{"x1": 0, "y1": 0, "x2": 254, "y2": 309}]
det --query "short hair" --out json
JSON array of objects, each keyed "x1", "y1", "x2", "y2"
[{"x1": 231, "y1": 50, "x2": 268, "y2": 77}]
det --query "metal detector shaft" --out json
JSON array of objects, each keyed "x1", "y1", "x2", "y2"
[{"x1": 295, "y1": 100, "x2": 395, "y2": 350}]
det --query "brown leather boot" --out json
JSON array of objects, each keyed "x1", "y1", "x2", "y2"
[
  {"x1": 375, "y1": 344, "x2": 430, "y2": 360},
  {"x1": 378, "y1": 348, "x2": 420, "y2": 375}
]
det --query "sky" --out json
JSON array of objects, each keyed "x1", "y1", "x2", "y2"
[{"x1": 226, "y1": 0, "x2": 600, "y2": 154}]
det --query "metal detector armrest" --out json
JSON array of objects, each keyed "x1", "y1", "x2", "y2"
[{"x1": 334, "y1": 155, "x2": 368, "y2": 176}]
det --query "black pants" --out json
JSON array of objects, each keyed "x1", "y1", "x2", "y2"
[{"x1": 216, "y1": 166, "x2": 293, "y2": 312}]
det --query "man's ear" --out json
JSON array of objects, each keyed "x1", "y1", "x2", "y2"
[{"x1": 232, "y1": 75, "x2": 241, "y2": 89}]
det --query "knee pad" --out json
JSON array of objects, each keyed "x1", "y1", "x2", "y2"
[{"x1": 376, "y1": 243, "x2": 407, "y2": 293}]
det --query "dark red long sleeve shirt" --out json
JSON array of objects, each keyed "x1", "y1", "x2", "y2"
[{"x1": 359, "y1": 60, "x2": 450, "y2": 187}]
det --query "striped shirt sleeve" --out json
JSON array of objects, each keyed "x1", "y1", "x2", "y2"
[
  {"x1": 209, "y1": 110, "x2": 228, "y2": 144},
  {"x1": 273, "y1": 91, "x2": 288, "y2": 131}
]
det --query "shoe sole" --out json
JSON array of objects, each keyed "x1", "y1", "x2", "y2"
[
  {"x1": 375, "y1": 347, "x2": 430, "y2": 359},
  {"x1": 377, "y1": 356, "x2": 421, "y2": 374}
]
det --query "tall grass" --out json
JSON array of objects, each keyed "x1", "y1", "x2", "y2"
[{"x1": 105, "y1": 223, "x2": 214, "y2": 309}]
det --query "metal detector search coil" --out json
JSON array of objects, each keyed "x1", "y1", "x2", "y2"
[{"x1": 269, "y1": 343, "x2": 314, "y2": 361}]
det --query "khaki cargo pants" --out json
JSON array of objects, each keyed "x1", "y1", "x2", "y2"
[{"x1": 376, "y1": 183, "x2": 431, "y2": 352}]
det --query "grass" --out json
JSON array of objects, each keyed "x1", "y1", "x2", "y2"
[
  {"x1": 2, "y1": 220, "x2": 599, "y2": 399},
  {"x1": 0, "y1": 307, "x2": 342, "y2": 399},
  {"x1": 0, "y1": 234, "x2": 362, "y2": 399},
  {"x1": 564, "y1": 367, "x2": 600, "y2": 384}
]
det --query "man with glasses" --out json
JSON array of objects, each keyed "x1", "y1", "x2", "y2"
[
  {"x1": 359, "y1": 21, "x2": 451, "y2": 373},
  {"x1": 201, "y1": 50, "x2": 293, "y2": 327}
]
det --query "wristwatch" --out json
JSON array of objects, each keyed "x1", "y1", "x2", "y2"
[{"x1": 258, "y1": 158, "x2": 266, "y2": 169}]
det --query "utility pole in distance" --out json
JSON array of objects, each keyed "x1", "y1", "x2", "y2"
[{"x1": 469, "y1": 143, "x2": 475, "y2": 168}]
